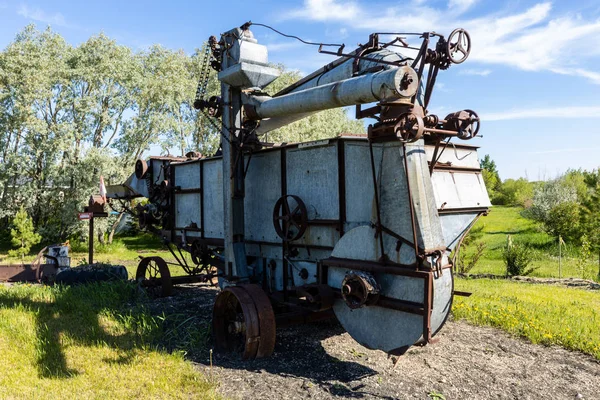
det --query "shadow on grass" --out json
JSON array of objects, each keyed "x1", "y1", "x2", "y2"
[
  {"x1": 1, "y1": 282, "x2": 382, "y2": 397},
  {"x1": 0, "y1": 282, "x2": 155, "y2": 379}
]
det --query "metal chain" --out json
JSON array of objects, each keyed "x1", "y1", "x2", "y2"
[
  {"x1": 194, "y1": 40, "x2": 232, "y2": 146},
  {"x1": 194, "y1": 44, "x2": 212, "y2": 104}
]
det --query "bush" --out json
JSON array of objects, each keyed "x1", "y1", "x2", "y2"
[{"x1": 503, "y1": 236, "x2": 535, "y2": 276}]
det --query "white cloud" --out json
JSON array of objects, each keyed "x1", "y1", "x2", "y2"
[
  {"x1": 284, "y1": 0, "x2": 360, "y2": 22},
  {"x1": 481, "y1": 106, "x2": 600, "y2": 121},
  {"x1": 448, "y1": 0, "x2": 478, "y2": 13},
  {"x1": 282, "y1": 1, "x2": 600, "y2": 85},
  {"x1": 459, "y1": 68, "x2": 491, "y2": 76},
  {"x1": 17, "y1": 4, "x2": 66, "y2": 26}
]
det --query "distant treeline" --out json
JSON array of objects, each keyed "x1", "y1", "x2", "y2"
[{"x1": 481, "y1": 155, "x2": 600, "y2": 252}]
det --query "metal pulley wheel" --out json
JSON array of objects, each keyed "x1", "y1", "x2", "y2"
[
  {"x1": 135, "y1": 159, "x2": 148, "y2": 179},
  {"x1": 213, "y1": 284, "x2": 276, "y2": 359},
  {"x1": 136, "y1": 256, "x2": 173, "y2": 297},
  {"x1": 273, "y1": 195, "x2": 308, "y2": 242},
  {"x1": 395, "y1": 113, "x2": 424, "y2": 143},
  {"x1": 445, "y1": 109, "x2": 480, "y2": 140},
  {"x1": 446, "y1": 28, "x2": 471, "y2": 64}
]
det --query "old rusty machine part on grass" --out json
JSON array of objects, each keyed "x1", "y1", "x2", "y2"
[
  {"x1": 0, "y1": 245, "x2": 70, "y2": 283},
  {"x1": 105, "y1": 22, "x2": 490, "y2": 360}
]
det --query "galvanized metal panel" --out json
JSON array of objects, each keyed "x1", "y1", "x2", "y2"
[
  {"x1": 175, "y1": 193, "x2": 201, "y2": 229},
  {"x1": 243, "y1": 151, "x2": 282, "y2": 243},
  {"x1": 286, "y1": 143, "x2": 339, "y2": 221},
  {"x1": 439, "y1": 213, "x2": 479, "y2": 250},
  {"x1": 174, "y1": 162, "x2": 201, "y2": 190},
  {"x1": 203, "y1": 159, "x2": 224, "y2": 238},
  {"x1": 344, "y1": 142, "x2": 381, "y2": 231}
]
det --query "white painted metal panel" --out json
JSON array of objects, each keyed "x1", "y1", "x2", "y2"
[
  {"x1": 425, "y1": 144, "x2": 481, "y2": 169},
  {"x1": 431, "y1": 171, "x2": 491, "y2": 209}
]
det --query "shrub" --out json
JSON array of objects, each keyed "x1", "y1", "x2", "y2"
[
  {"x1": 503, "y1": 235, "x2": 535, "y2": 276},
  {"x1": 8, "y1": 206, "x2": 42, "y2": 259}
]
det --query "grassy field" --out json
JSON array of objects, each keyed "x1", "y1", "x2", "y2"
[
  {"x1": 0, "y1": 281, "x2": 219, "y2": 399},
  {"x1": 453, "y1": 278, "x2": 600, "y2": 360},
  {"x1": 464, "y1": 206, "x2": 600, "y2": 280}
]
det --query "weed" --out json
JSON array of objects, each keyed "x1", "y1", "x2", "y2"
[
  {"x1": 503, "y1": 235, "x2": 536, "y2": 276},
  {"x1": 428, "y1": 390, "x2": 446, "y2": 399}
]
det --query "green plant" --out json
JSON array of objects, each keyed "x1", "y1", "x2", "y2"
[
  {"x1": 503, "y1": 235, "x2": 535, "y2": 276},
  {"x1": 428, "y1": 390, "x2": 446, "y2": 400},
  {"x1": 8, "y1": 206, "x2": 42, "y2": 259}
]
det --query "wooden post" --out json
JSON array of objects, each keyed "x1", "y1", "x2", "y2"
[
  {"x1": 89, "y1": 214, "x2": 94, "y2": 265},
  {"x1": 558, "y1": 236, "x2": 562, "y2": 279}
]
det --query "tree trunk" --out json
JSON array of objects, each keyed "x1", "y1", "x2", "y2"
[
  {"x1": 97, "y1": 230, "x2": 105, "y2": 245},
  {"x1": 108, "y1": 212, "x2": 124, "y2": 244}
]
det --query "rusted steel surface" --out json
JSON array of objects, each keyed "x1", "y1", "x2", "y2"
[{"x1": 0, "y1": 263, "x2": 58, "y2": 283}]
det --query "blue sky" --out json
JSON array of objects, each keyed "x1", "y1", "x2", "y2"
[{"x1": 1, "y1": 0, "x2": 600, "y2": 180}]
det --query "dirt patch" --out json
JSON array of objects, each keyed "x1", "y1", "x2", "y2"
[{"x1": 152, "y1": 284, "x2": 600, "y2": 399}]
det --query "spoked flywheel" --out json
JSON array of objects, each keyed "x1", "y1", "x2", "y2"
[
  {"x1": 136, "y1": 256, "x2": 173, "y2": 297},
  {"x1": 213, "y1": 284, "x2": 276, "y2": 359}
]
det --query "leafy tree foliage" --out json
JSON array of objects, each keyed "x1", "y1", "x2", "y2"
[{"x1": 0, "y1": 26, "x2": 364, "y2": 249}]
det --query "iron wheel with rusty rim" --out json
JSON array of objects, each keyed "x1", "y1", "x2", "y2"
[
  {"x1": 213, "y1": 284, "x2": 276, "y2": 359},
  {"x1": 136, "y1": 256, "x2": 173, "y2": 297}
]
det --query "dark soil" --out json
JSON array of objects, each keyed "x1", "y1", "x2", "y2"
[{"x1": 152, "y1": 284, "x2": 600, "y2": 400}]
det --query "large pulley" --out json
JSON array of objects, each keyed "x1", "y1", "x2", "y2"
[{"x1": 213, "y1": 284, "x2": 276, "y2": 359}]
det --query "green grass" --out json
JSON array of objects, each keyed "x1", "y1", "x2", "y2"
[
  {"x1": 465, "y1": 206, "x2": 599, "y2": 279},
  {"x1": 453, "y1": 278, "x2": 600, "y2": 360},
  {"x1": 0, "y1": 281, "x2": 220, "y2": 399}
]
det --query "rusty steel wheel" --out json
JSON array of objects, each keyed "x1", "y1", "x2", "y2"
[
  {"x1": 136, "y1": 257, "x2": 173, "y2": 297},
  {"x1": 213, "y1": 284, "x2": 276, "y2": 360}
]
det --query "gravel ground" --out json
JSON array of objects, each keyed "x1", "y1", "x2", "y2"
[{"x1": 154, "y1": 284, "x2": 600, "y2": 400}]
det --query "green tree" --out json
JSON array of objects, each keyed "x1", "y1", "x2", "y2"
[
  {"x1": 480, "y1": 154, "x2": 502, "y2": 203},
  {"x1": 545, "y1": 201, "x2": 580, "y2": 242},
  {"x1": 495, "y1": 178, "x2": 534, "y2": 207},
  {"x1": 8, "y1": 206, "x2": 42, "y2": 259}
]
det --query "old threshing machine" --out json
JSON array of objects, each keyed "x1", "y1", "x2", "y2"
[{"x1": 106, "y1": 22, "x2": 490, "y2": 359}]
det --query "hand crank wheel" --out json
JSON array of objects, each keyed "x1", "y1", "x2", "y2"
[{"x1": 273, "y1": 195, "x2": 308, "y2": 242}]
